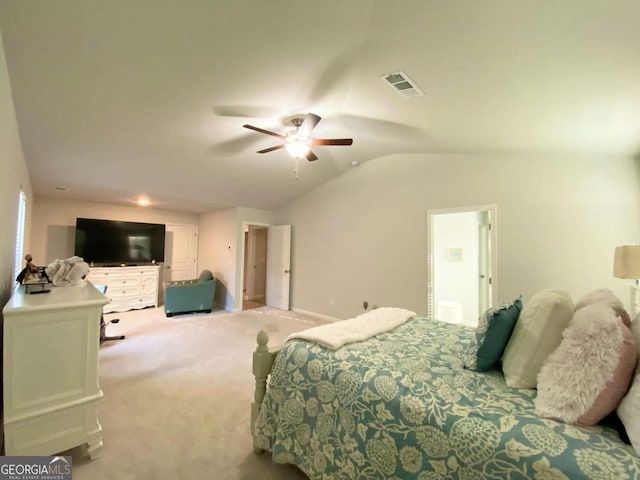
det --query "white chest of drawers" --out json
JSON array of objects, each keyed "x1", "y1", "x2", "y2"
[
  {"x1": 2, "y1": 281, "x2": 108, "y2": 458},
  {"x1": 87, "y1": 265, "x2": 160, "y2": 313}
]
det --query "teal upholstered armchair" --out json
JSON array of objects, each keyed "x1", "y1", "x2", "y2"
[{"x1": 164, "y1": 270, "x2": 216, "y2": 317}]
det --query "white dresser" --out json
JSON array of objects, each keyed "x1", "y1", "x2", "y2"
[
  {"x1": 2, "y1": 281, "x2": 108, "y2": 458},
  {"x1": 87, "y1": 265, "x2": 160, "y2": 313}
]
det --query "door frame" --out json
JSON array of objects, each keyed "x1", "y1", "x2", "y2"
[
  {"x1": 239, "y1": 221, "x2": 271, "y2": 309},
  {"x1": 245, "y1": 225, "x2": 268, "y2": 302},
  {"x1": 426, "y1": 204, "x2": 497, "y2": 320}
]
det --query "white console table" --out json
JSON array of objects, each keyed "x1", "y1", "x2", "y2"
[
  {"x1": 87, "y1": 265, "x2": 159, "y2": 313},
  {"x1": 2, "y1": 281, "x2": 108, "y2": 458}
]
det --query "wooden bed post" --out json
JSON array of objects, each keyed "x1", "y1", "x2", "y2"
[{"x1": 251, "y1": 329, "x2": 279, "y2": 454}]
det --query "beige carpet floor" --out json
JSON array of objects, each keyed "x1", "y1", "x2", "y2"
[{"x1": 63, "y1": 306, "x2": 323, "y2": 480}]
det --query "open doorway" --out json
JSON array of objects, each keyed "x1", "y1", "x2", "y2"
[
  {"x1": 242, "y1": 225, "x2": 268, "y2": 310},
  {"x1": 427, "y1": 205, "x2": 497, "y2": 326}
]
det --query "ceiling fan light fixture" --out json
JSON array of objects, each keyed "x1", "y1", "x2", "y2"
[
  {"x1": 285, "y1": 135, "x2": 311, "y2": 158},
  {"x1": 243, "y1": 112, "x2": 352, "y2": 162}
]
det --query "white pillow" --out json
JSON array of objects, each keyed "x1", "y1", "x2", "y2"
[
  {"x1": 502, "y1": 289, "x2": 574, "y2": 388},
  {"x1": 536, "y1": 303, "x2": 636, "y2": 426},
  {"x1": 617, "y1": 320, "x2": 640, "y2": 455}
]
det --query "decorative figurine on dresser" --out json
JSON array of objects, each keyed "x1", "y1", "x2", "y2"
[
  {"x1": 15, "y1": 254, "x2": 51, "y2": 294},
  {"x1": 3, "y1": 258, "x2": 108, "y2": 458}
]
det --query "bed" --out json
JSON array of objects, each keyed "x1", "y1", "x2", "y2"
[{"x1": 251, "y1": 315, "x2": 640, "y2": 479}]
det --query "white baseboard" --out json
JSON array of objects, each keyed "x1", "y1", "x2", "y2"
[
  {"x1": 213, "y1": 302, "x2": 236, "y2": 313},
  {"x1": 291, "y1": 307, "x2": 341, "y2": 324}
]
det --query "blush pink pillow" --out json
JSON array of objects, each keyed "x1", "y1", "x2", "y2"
[
  {"x1": 574, "y1": 287, "x2": 631, "y2": 326},
  {"x1": 535, "y1": 303, "x2": 637, "y2": 426}
]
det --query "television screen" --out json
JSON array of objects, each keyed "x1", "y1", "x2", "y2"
[{"x1": 75, "y1": 218, "x2": 166, "y2": 265}]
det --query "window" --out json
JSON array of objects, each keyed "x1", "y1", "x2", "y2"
[{"x1": 14, "y1": 190, "x2": 27, "y2": 281}]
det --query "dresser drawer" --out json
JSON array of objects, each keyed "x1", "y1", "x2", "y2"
[
  {"x1": 107, "y1": 277, "x2": 139, "y2": 288},
  {"x1": 125, "y1": 268, "x2": 158, "y2": 278},
  {"x1": 109, "y1": 285, "x2": 141, "y2": 297},
  {"x1": 89, "y1": 265, "x2": 159, "y2": 313},
  {"x1": 103, "y1": 296, "x2": 124, "y2": 313},
  {"x1": 88, "y1": 270, "x2": 124, "y2": 284}
]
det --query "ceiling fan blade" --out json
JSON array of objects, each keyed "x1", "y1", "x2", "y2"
[
  {"x1": 306, "y1": 150, "x2": 318, "y2": 162},
  {"x1": 243, "y1": 124, "x2": 286, "y2": 139},
  {"x1": 257, "y1": 144, "x2": 285, "y2": 154},
  {"x1": 212, "y1": 133, "x2": 261, "y2": 154},
  {"x1": 311, "y1": 138, "x2": 353, "y2": 146},
  {"x1": 299, "y1": 113, "x2": 321, "y2": 137}
]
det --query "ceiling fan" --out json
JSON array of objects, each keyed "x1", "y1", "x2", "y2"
[{"x1": 242, "y1": 113, "x2": 353, "y2": 162}]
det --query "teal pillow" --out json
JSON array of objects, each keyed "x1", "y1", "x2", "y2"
[{"x1": 465, "y1": 297, "x2": 522, "y2": 372}]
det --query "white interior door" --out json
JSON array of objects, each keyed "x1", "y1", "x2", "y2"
[
  {"x1": 266, "y1": 225, "x2": 291, "y2": 310},
  {"x1": 246, "y1": 228, "x2": 257, "y2": 300},
  {"x1": 165, "y1": 224, "x2": 198, "y2": 282},
  {"x1": 477, "y1": 213, "x2": 492, "y2": 315},
  {"x1": 254, "y1": 228, "x2": 268, "y2": 299}
]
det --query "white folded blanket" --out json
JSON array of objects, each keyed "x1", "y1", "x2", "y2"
[
  {"x1": 285, "y1": 307, "x2": 417, "y2": 350},
  {"x1": 45, "y1": 256, "x2": 89, "y2": 287}
]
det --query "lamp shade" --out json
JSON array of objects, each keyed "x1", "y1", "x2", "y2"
[{"x1": 613, "y1": 245, "x2": 640, "y2": 279}]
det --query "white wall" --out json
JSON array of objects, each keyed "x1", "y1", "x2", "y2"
[
  {"x1": 198, "y1": 207, "x2": 275, "y2": 311},
  {"x1": 1, "y1": 32, "x2": 32, "y2": 446},
  {"x1": 0, "y1": 30, "x2": 32, "y2": 308},
  {"x1": 198, "y1": 208, "x2": 238, "y2": 310},
  {"x1": 237, "y1": 207, "x2": 276, "y2": 228},
  {"x1": 277, "y1": 153, "x2": 640, "y2": 319}
]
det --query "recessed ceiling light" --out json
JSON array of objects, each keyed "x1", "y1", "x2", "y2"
[{"x1": 136, "y1": 198, "x2": 150, "y2": 206}]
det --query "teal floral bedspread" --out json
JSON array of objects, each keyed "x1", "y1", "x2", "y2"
[{"x1": 254, "y1": 317, "x2": 640, "y2": 479}]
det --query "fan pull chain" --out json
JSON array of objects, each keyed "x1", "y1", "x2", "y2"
[{"x1": 294, "y1": 157, "x2": 299, "y2": 180}]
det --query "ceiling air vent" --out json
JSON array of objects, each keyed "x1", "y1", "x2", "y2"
[{"x1": 380, "y1": 70, "x2": 424, "y2": 98}]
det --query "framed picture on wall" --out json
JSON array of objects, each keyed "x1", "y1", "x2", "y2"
[{"x1": 447, "y1": 248, "x2": 463, "y2": 262}]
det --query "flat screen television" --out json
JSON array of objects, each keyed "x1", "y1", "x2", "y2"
[{"x1": 74, "y1": 218, "x2": 166, "y2": 266}]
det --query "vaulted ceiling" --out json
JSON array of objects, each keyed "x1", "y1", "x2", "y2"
[{"x1": 1, "y1": 0, "x2": 639, "y2": 213}]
